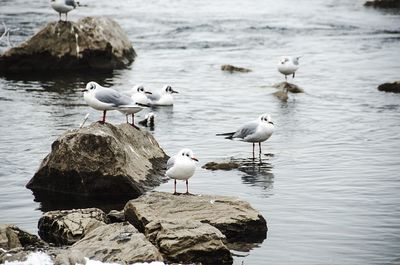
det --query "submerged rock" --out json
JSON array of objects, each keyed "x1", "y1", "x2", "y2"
[
  {"x1": 71, "y1": 222, "x2": 163, "y2": 264},
  {"x1": 124, "y1": 191, "x2": 267, "y2": 243},
  {"x1": 273, "y1": 81, "x2": 304, "y2": 93},
  {"x1": 38, "y1": 208, "x2": 108, "y2": 246},
  {"x1": 0, "y1": 224, "x2": 45, "y2": 250},
  {"x1": 146, "y1": 219, "x2": 232, "y2": 265},
  {"x1": 364, "y1": 0, "x2": 400, "y2": 8},
  {"x1": 202, "y1": 161, "x2": 240, "y2": 171},
  {"x1": 26, "y1": 122, "x2": 168, "y2": 199},
  {"x1": 377, "y1": 81, "x2": 400, "y2": 93},
  {"x1": 273, "y1": 90, "x2": 289, "y2": 101},
  {"x1": 221, "y1": 64, "x2": 252, "y2": 73},
  {"x1": 0, "y1": 17, "x2": 136, "y2": 74}
]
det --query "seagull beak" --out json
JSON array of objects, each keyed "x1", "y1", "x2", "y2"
[
  {"x1": 192, "y1": 157, "x2": 199, "y2": 162},
  {"x1": 172, "y1": 90, "x2": 179, "y2": 94},
  {"x1": 269, "y1": 121, "x2": 274, "y2": 125},
  {"x1": 82, "y1": 89, "x2": 88, "y2": 92},
  {"x1": 145, "y1": 91, "x2": 152, "y2": 94}
]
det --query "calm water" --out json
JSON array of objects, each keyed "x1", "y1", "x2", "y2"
[{"x1": 1, "y1": 0, "x2": 400, "y2": 264}]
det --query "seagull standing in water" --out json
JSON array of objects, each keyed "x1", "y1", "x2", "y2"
[
  {"x1": 166, "y1": 149, "x2": 198, "y2": 195},
  {"x1": 277, "y1": 56, "x2": 300, "y2": 81},
  {"x1": 50, "y1": 0, "x2": 79, "y2": 21},
  {"x1": 217, "y1": 114, "x2": 274, "y2": 159},
  {"x1": 83, "y1": 81, "x2": 146, "y2": 126},
  {"x1": 126, "y1": 85, "x2": 152, "y2": 105},
  {"x1": 146, "y1": 85, "x2": 178, "y2": 106}
]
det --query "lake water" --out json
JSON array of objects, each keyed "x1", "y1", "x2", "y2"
[{"x1": 1, "y1": 0, "x2": 400, "y2": 264}]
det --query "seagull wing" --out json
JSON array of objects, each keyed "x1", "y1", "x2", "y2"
[
  {"x1": 166, "y1": 156, "x2": 176, "y2": 170},
  {"x1": 65, "y1": 0, "x2": 77, "y2": 8},
  {"x1": 95, "y1": 88, "x2": 133, "y2": 107},
  {"x1": 233, "y1": 120, "x2": 259, "y2": 139},
  {"x1": 146, "y1": 92, "x2": 161, "y2": 102}
]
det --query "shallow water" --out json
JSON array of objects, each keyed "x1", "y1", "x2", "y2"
[{"x1": 1, "y1": 0, "x2": 400, "y2": 264}]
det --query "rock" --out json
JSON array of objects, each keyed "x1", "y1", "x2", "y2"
[
  {"x1": 0, "y1": 17, "x2": 136, "y2": 74},
  {"x1": 145, "y1": 219, "x2": 232, "y2": 265},
  {"x1": 124, "y1": 191, "x2": 267, "y2": 243},
  {"x1": 107, "y1": 210, "x2": 126, "y2": 223},
  {"x1": 273, "y1": 90, "x2": 288, "y2": 101},
  {"x1": 38, "y1": 208, "x2": 108, "y2": 246},
  {"x1": 0, "y1": 224, "x2": 45, "y2": 250},
  {"x1": 71, "y1": 222, "x2": 163, "y2": 264},
  {"x1": 54, "y1": 249, "x2": 86, "y2": 265},
  {"x1": 377, "y1": 81, "x2": 400, "y2": 93},
  {"x1": 26, "y1": 122, "x2": 168, "y2": 199},
  {"x1": 221, "y1": 64, "x2": 252, "y2": 73},
  {"x1": 273, "y1": 81, "x2": 304, "y2": 93},
  {"x1": 364, "y1": 0, "x2": 400, "y2": 8},
  {"x1": 202, "y1": 161, "x2": 239, "y2": 171}
]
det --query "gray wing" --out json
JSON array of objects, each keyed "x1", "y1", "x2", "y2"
[
  {"x1": 166, "y1": 156, "x2": 175, "y2": 170},
  {"x1": 95, "y1": 88, "x2": 133, "y2": 107},
  {"x1": 65, "y1": 0, "x2": 77, "y2": 8},
  {"x1": 233, "y1": 121, "x2": 258, "y2": 139},
  {"x1": 146, "y1": 92, "x2": 161, "y2": 102}
]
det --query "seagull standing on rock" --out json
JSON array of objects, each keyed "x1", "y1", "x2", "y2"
[
  {"x1": 166, "y1": 149, "x2": 198, "y2": 195},
  {"x1": 217, "y1": 114, "x2": 274, "y2": 159},
  {"x1": 50, "y1": 0, "x2": 79, "y2": 21},
  {"x1": 83, "y1": 81, "x2": 147, "y2": 126},
  {"x1": 146, "y1": 85, "x2": 178, "y2": 106},
  {"x1": 277, "y1": 56, "x2": 300, "y2": 81}
]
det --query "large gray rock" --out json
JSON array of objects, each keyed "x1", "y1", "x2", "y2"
[
  {"x1": 124, "y1": 191, "x2": 267, "y2": 243},
  {"x1": 0, "y1": 17, "x2": 136, "y2": 74},
  {"x1": 377, "y1": 81, "x2": 400, "y2": 93},
  {"x1": 26, "y1": 123, "x2": 168, "y2": 199},
  {"x1": 0, "y1": 224, "x2": 45, "y2": 250},
  {"x1": 71, "y1": 222, "x2": 163, "y2": 264},
  {"x1": 365, "y1": 0, "x2": 400, "y2": 8},
  {"x1": 38, "y1": 208, "x2": 108, "y2": 246},
  {"x1": 146, "y1": 219, "x2": 232, "y2": 265}
]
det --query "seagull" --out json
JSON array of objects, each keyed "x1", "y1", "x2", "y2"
[
  {"x1": 277, "y1": 56, "x2": 300, "y2": 81},
  {"x1": 146, "y1": 85, "x2": 178, "y2": 106},
  {"x1": 83, "y1": 81, "x2": 146, "y2": 126},
  {"x1": 166, "y1": 148, "x2": 198, "y2": 195},
  {"x1": 50, "y1": 0, "x2": 79, "y2": 21},
  {"x1": 217, "y1": 113, "x2": 274, "y2": 159},
  {"x1": 138, "y1": 112, "x2": 155, "y2": 128},
  {"x1": 125, "y1": 84, "x2": 152, "y2": 105}
]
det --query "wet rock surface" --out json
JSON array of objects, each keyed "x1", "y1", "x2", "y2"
[
  {"x1": 124, "y1": 191, "x2": 267, "y2": 243},
  {"x1": 202, "y1": 161, "x2": 240, "y2": 170},
  {"x1": 0, "y1": 17, "x2": 136, "y2": 74},
  {"x1": 377, "y1": 81, "x2": 400, "y2": 93},
  {"x1": 145, "y1": 219, "x2": 232, "y2": 265},
  {"x1": 71, "y1": 222, "x2": 164, "y2": 264},
  {"x1": 364, "y1": 0, "x2": 400, "y2": 8},
  {"x1": 0, "y1": 224, "x2": 45, "y2": 250},
  {"x1": 26, "y1": 122, "x2": 168, "y2": 199},
  {"x1": 273, "y1": 81, "x2": 304, "y2": 93},
  {"x1": 221, "y1": 64, "x2": 252, "y2": 73},
  {"x1": 38, "y1": 208, "x2": 108, "y2": 246}
]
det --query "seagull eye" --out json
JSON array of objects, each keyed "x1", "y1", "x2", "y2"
[
  {"x1": 186, "y1": 153, "x2": 190, "y2": 157},
  {"x1": 90, "y1": 84, "x2": 95, "y2": 90}
]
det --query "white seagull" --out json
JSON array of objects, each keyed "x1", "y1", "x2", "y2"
[
  {"x1": 83, "y1": 81, "x2": 147, "y2": 126},
  {"x1": 277, "y1": 56, "x2": 301, "y2": 81},
  {"x1": 50, "y1": 0, "x2": 79, "y2": 21},
  {"x1": 127, "y1": 85, "x2": 152, "y2": 105},
  {"x1": 217, "y1": 114, "x2": 274, "y2": 158},
  {"x1": 146, "y1": 85, "x2": 178, "y2": 106},
  {"x1": 166, "y1": 148, "x2": 198, "y2": 195}
]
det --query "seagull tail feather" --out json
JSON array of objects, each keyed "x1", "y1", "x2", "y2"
[{"x1": 216, "y1": 132, "x2": 235, "y2": 139}]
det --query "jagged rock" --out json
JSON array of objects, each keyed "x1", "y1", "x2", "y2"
[
  {"x1": 0, "y1": 17, "x2": 136, "y2": 74},
  {"x1": 145, "y1": 219, "x2": 232, "y2": 265},
  {"x1": 0, "y1": 224, "x2": 45, "y2": 250},
  {"x1": 26, "y1": 122, "x2": 168, "y2": 199},
  {"x1": 221, "y1": 64, "x2": 252, "y2": 73},
  {"x1": 273, "y1": 81, "x2": 304, "y2": 93},
  {"x1": 365, "y1": 0, "x2": 400, "y2": 8},
  {"x1": 71, "y1": 222, "x2": 163, "y2": 264},
  {"x1": 377, "y1": 81, "x2": 400, "y2": 93},
  {"x1": 54, "y1": 249, "x2": 86, "y2": 265},
  {"x1": 107, "y1": 210, "x2": 126, "y2": 223},
  {"x1": 38, "y1": 208, "x2": 108, "y2": 246},
  {"x1": 124, "y1": 191, "x2": 267, "y2": 243},
  {"x1": 202, "y1": 161, "x2": 239, "y2": 171}
]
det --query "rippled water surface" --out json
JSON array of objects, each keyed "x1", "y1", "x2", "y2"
[{"x1": 1, "y1": 0, "x2": 400, "y2": 264}]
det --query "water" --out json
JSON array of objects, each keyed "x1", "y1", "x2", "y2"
[{"x1": 1, "y1": 0, "x2": 400, "y2": 264}]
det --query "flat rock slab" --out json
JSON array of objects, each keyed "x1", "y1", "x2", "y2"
[
  {"x1": 221, "y1": 64, "x2": 252, "y2": 73},
  {"x1": 0, "y1": 16, "x2": 136, "y2": 74},
  {"x1": 71, "y1": 222, "x2": 163, "y2": 264},
  {"x1": 26, "y1": 122, "x2": 168, "y2": 199},
  {"x1": 38, "y1": 208, "x2": 108, "y2": 246},
  {"x1": 377, "y1": 81, "x2": 400, "y2": 93},
  {"x1": 202, "y1": 161, "x2": 240, "y2": 171},
  {"x1": 124, "y1": 191, "x2": 267, "y2": 243},
  {"x1": 146, "y1": 219, "x2": 232, "y2": 265}
]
